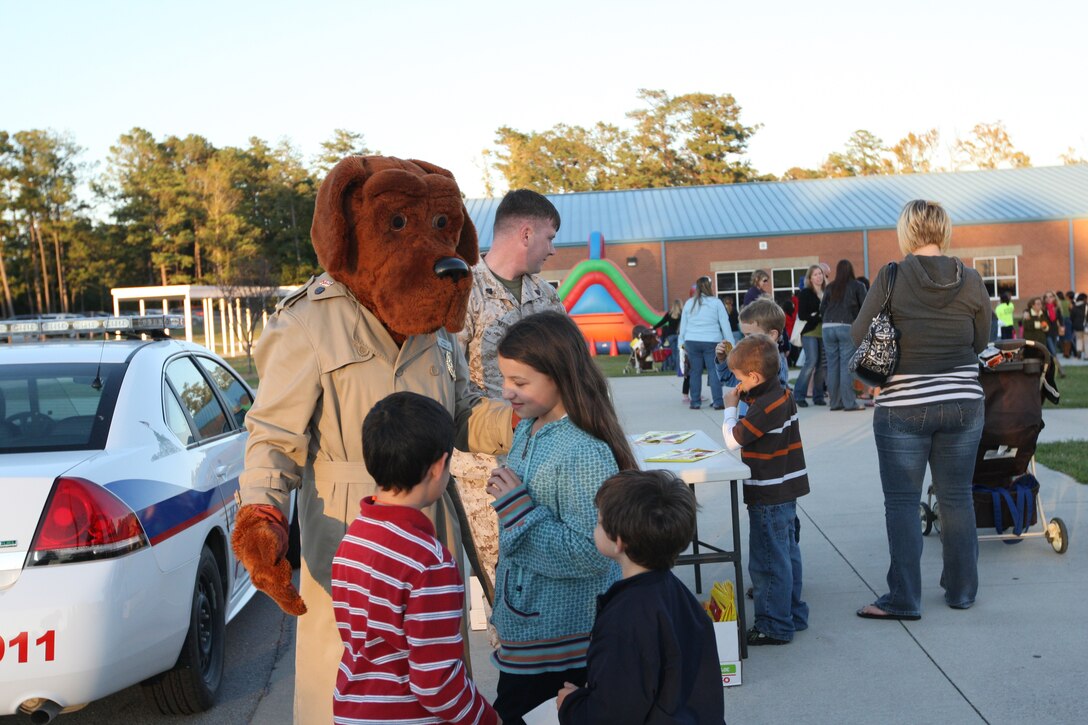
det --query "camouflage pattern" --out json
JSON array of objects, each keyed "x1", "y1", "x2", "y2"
[{"x1": 457, "y1": 260, "x2": 566, "y2": 398}]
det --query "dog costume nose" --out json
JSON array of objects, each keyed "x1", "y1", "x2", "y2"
[{"x1": 434, "y1": 256, "x2": 470, "y2": 281}]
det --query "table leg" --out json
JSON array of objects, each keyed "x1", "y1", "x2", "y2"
[
  {"x1": 689, "y1": 482, "x2": 702, "y2": 594},
  {"x1": 732, "y1": 480, "x2": 748, "y2": 660}
]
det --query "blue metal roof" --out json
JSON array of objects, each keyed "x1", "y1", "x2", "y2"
[{"x1": 465, "y1": 165, "x2": 1088, "y2": 250}]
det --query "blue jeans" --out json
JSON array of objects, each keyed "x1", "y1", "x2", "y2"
[
  {"x1": 684, "y1": 340, "x2": 722, "y2": 407},
  {"x1": 794, "y1": 335, "x2": 825, "y2": 403},
  {"x1": 748, "y1": 501, "x2": 807, "y2": 640},
  {"x1": 873, "y1": 398, "x2": 984, "y2": 616},
  {"x1": 822, "y1": 325, "x2": 857, "y2": 409}
]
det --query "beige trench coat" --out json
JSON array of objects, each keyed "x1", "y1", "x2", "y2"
[{"x1": 239, "y1": 273, "x2": 512, "y2": 725}]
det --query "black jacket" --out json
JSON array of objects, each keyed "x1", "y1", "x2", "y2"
[
  {"x1": 559, "y1": 569, "x2": 725, "y2": 725},
  {"x1": 796, "y1": 287, "x2": 823, "y2": 335}
]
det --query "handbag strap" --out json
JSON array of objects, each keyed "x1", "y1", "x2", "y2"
[{"x1": 879, "y1": 262, "x2": 898, "y2": 313}]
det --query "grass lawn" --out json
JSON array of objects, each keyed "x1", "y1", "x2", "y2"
[
  {"x1": 1036, "y1": 440, "x2": 1088, "y2": 484},
  {"x1": 1045, "y1": 364, "x2": 1088, "y2": 409}
]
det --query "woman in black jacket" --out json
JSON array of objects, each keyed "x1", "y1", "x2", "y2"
[
  {"x1": 820, "y1": 259, "x2": 868, "y2": 410},
  {"x1": 794, "y1": 265, "x2": 827, "y2": 406}
]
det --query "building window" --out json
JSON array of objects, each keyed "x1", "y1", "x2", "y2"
[
  {"x1": 973, "y1": 256, "x2": 1018, "y2": 300},
  {"x1": 772, "y1": 268, "x2": 809, "y2": 308},
  {"x1": 715, "y1": 271, "x2": 751, "y2": 311},
  {"x1": 716, "y1": 267, "x2": 808, "y2": 310}
]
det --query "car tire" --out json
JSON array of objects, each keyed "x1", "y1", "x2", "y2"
[
  {"x1": 286, "y1": 501, "x2": 301, "y2": 569},
  {"x1": 143, "y1": 545, "x2": 226, "y2": 714}
]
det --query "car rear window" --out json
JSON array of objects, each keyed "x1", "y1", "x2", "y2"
[{"x1": 0, "y1": 363, "x2": 123, "y2": 452}]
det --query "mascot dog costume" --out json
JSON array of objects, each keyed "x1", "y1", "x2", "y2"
[{"x1": 232, "y1": 156, "x2": 512, "y2": 724}]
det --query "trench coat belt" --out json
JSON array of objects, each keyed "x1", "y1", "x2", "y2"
[{"x1": 312, "y1": 460, "x2": 371, "y2": 484}]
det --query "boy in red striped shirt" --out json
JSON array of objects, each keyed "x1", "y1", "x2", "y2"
[{"x1": 331, "y1": 392, "x2": 499, "y2": 724}]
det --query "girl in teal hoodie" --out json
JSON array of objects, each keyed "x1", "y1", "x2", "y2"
[{"x1": 485, "y1": 311, "x2": 637, "y2": 725}]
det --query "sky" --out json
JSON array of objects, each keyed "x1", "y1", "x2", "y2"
[{"x1": 2, "y1": 0, "x2": 1086, "y2": 203}]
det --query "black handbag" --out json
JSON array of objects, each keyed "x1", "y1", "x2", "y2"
[{"x1": 849, "y1": 262, "x2": 900, "y2": 386}]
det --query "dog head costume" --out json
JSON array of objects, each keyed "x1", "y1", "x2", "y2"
[
  {"x1": 231, "y1": 156, "x2": 482, "y2": 615},
  {"x1": 313, "y1": 155, "x2": 479, "y2": 338}
]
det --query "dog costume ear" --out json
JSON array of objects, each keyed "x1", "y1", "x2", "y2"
[
  {"x1": 312, "y1": 156, "x2": 371, "y2": 276},
  {"x1": 408, "y1": 158, "x2": 479, "y2": 267}
]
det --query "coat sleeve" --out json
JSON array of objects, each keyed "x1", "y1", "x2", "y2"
[
  {"x1": 491, "y1": 439, "x2": 616, "y2": 578},
  {"x1": 678, "y1": 300, "x2": 692, "y2": 346},
  {"x1": 852, "y1": 267, "x2": 889, "y2": 345},
  {"x1": 716, "y1": 302, "x2": 735, "y2": 344},
  {"x1": 239, "y1": 308, "x2": 321, "y2": 513},
  {"x1": 450, "y1": 332, "x2": 513, "y2": 455},
  {"x1": 404, "y1": 557, "x2": 498, "y2": 724},
  {"x1": 969, "y1": 272, "x2": 993, "y2": 353},
  {"x1": 558, "y1": 612, "x2": 660, "y2": 724}
]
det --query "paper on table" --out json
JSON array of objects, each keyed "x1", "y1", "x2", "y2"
[
  {"x1": 633, "y1": 430, "x2": 696, "y2": 445},
  {"x1": 523, "y1": 696, "x2": 560, "y2": 725},
  {"x1": 643, "y1": 447, "x2": 725, "y2": 464}
]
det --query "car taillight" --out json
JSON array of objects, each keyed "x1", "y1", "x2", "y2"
[{"x1": 27, "y1": 477, "x2": 149, "y2": 566}]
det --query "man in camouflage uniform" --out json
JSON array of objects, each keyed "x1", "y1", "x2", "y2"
[{"x1": 453, "y1": 190, "x2": 566, "y2": 609}]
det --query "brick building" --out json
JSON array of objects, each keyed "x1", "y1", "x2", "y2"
[{"x1": 466, "y1": 165, "x2": 1088, "y2": 314}]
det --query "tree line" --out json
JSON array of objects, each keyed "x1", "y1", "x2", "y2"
[
  {"x1": 482, "y1": 88, "x2": 1087, "y2": 192},
  {"x1": 0, "y1": 128, "x2": 370, "y2": 317},
  {"x1": 3, "y1": 90, "x2": 1086, "y2": 317}
]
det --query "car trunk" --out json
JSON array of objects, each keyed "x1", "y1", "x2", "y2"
[{"x1": 0, "y1": 451, "x2": 96, "y2": 589}]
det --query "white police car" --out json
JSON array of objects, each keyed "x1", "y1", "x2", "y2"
[{"x1": 0, "y1": 316, "x2": 261, "y2": 721}]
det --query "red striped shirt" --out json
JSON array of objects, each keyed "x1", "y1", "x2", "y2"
[{"x1": 331, "y1": 497, "x2": 497, "y2": 724}]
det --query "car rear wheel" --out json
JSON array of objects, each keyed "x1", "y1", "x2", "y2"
[{"x1": 143, "y1": 545, "x2": 226, "y2": 714}]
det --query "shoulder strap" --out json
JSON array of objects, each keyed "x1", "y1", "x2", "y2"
[{"x1": 880, "y1": 263, "x2": 898, "y2": 312}]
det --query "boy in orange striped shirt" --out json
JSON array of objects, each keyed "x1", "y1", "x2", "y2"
[{"x1": 721, "y1": 334, "x2": 810, "y2": 646}]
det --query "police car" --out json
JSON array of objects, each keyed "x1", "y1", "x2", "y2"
[{"x1": 0, "y1": 315, "x2": 262, "y2": 721}]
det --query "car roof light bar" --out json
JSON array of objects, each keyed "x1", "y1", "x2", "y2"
[{"x1": 0, "y1": 315, "x2": 186, "y2": 337}]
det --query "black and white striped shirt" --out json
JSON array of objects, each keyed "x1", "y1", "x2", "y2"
[{"x1": 875, "y1": 363, "x2": 983, "y2": 407}]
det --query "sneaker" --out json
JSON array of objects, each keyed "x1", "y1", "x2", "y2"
[
  {"x1": 813, "y1": 400, "x2": 828, "y2": 406},
  {"x1": 682, "y1": 395, "x2": 689, "y2": 403},
  {"x1": 746, "y1": 627, "x2": 789, "y2": 646},
  {"x1": 796, "y1": 399, "x2": 809, "y2": 408}
]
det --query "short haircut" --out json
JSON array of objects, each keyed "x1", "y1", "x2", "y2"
[
  {"x1": 727, "y1": 333, "x2": 779, "y2": 380},
  {"x1": 595, "y1": 470, "x2": 696, "y2": 570},
  {"x1": 362, "y1": 392, "x2": 454, "y2": 493},
  {"x1": 494, "y1": 189, "x2": 561, "y2": 235},
  {"x1": 738, "y1": 297, "x2": 785, "y2": 335},
  {"x1": 897, "y1": 199, "x2": 951, "y2": 255},
  {"x1": 750, "y1": 269, "x2": 770, "y2": 285}
]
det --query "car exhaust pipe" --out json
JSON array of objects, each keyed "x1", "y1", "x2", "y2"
[{"x1": 27, "y1": 699, "x2": 62, "y2": 724}]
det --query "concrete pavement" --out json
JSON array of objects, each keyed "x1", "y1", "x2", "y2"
[{"x1": 253, "y1": 365, "x2": 1088, "y2": 724}]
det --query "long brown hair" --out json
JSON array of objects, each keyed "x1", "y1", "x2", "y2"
[
  {"x1": 826, "y1": 259, "x2": 856, "y2": 302},
  {"x1": 497, "y1": 311, "x2": 637, "y2": 470}
]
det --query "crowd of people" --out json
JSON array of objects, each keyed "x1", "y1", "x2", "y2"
[{"x1": 284, "y1": 185, "x2": 1081, "y2": 725}]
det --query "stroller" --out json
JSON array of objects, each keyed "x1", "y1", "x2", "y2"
[
  {"x1": 624, "y1": 325, "x2": 660, "y2": 374},
  {"x1": 921, "y1": 339, "x2": 1068, "y2": 554}
]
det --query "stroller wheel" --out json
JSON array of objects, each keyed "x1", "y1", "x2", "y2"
[
  {"x1": 1046, "y1": 517, "x2": 1069, "y2": 554},
  {"x1": 919, "y1": 503, "x2": 933, "y2": 537}
]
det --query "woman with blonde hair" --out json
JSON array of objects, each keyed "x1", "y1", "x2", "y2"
[
  {"x1": 853, "y1": 200, "x2": 991, "y2": 621},
  {"x1": 678, "y1": 276, "x2": 735, "y2": 410},
  {"x1": 793, "y1": 265, "x2": 827, "y2": 407}
]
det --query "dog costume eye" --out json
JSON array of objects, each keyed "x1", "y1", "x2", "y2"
[
  {"x1": 433, "y1": 214, "x2": 448, "y2": 229},
  {"x1": 390, "y1": 213, "x2": 407, "y2": 231}
]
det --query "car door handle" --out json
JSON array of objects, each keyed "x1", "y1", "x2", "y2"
[{"x1": 215, "y1": 465, "x2": 229, "y2": 479}]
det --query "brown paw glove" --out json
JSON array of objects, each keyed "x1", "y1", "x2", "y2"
[{"x1": 231, "y1": 504, "x2": 307, "y2": 616}]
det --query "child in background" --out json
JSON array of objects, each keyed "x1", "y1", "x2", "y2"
[
  {"x1": 556, "y1": 470, "x2": 725, "y2": 725},
  {"x1": 330, "y1": 392, "x2": 497, "y2": 725},
  {"x1": 486, "y1": 311, "x2": 638, "y2": 725},
  {"x1": 722, "y1": 334, "x2": 810, "y2": 646},
  {"x1": 717, "y1": 297, "x2": 790, "y2": 391}
]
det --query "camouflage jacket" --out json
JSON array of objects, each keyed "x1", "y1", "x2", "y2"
[{"x1": 458, "y1": 259, "x2": 565, "y2": 398}]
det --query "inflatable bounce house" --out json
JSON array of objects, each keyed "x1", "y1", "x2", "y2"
[{"x1": 558, "y1": 231, "x2": 662, "y2": 355}]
